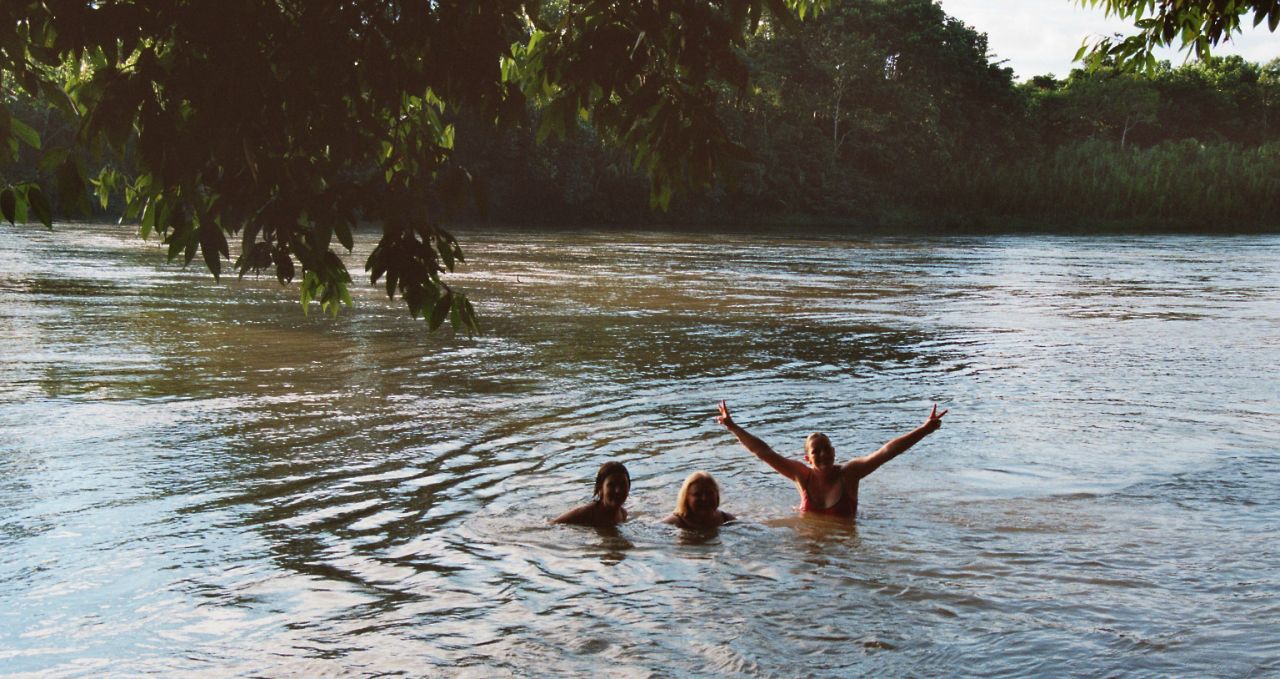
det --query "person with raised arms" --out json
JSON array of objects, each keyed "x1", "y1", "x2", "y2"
[{"x1": 716, "y1": 401, "x2": 947, "y2": 518}]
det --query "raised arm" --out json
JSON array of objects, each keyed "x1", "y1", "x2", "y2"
[
  {"x1": 842, "y1": 404, "x2": 947, "y2": 481},
  {"x1": 717, "y1": 401, "x2": 809, "y2": 482}
]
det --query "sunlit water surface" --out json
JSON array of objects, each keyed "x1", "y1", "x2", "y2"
[{"x1": 1, "y1": 224, "x2": 1278, "y2": 677}]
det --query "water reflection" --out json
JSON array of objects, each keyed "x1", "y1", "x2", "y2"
[
  {"x1": 1, "y1": 225, "x2": 1278, "y2": 676},
  {"x1": 590, "y1": 531, "x2": 633, "y2": 565}
]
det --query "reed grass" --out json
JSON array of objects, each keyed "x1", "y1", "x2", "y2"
[{"x1": 936, "y1": 139, "x2": 1280, "y2": 228}]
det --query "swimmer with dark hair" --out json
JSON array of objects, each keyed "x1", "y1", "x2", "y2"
[{"x1": 555, "y1": 461, "x2": 631, "y2": 527}]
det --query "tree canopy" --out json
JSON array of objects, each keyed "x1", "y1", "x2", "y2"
[
  {"x1": 1079, "y1": 0, "x2": 1280, "y2": 70},
  {"x1": 1, "y1": 0, "x2": 822, "y2": 330}
]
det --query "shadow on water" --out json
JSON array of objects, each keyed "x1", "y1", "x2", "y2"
[
  {"x1": 587, "y1": 528, "x2": 634, "y2": 565},
  {"x1": 765, "y1": 514, "x2": 862, "y2": 566}
]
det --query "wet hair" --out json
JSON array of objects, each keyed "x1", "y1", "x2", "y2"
[
  {"x1": 805, "y1": 432, "x2": 834, "y2": 459},
  {"x1": 673, "y1": 471, "x2": 719, "y2": 517},
  {"x1": 592, "y1": 461, "x2": 630, "y2": 500}
]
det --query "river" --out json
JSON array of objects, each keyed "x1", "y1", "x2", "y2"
[{"x1": 1, "y1": 223, "x2": 1278, "y2": 677}]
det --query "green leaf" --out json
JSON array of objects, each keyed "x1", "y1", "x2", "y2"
[
  {"x1": 199, "y1": 220, "x2": 229, "y2": 280},
  {"x1": 154, "y1": 196, "x2": 174, "y2": 236},
  {"x1": 10, "y1": 118, "x2": 40, "y2": 150},
  {"x1": 335, "y1": 220, "x2": 354, "y2": 251},
  {"x1": 526, "y1": 29, "x2": 545, "y2": 53},
  {"x1": 38, "y1": 81, "x2": 77, "y2": 117},
  {"x1": 0, "y1": 188, "x2": 15, "y2": 225},
  {"x1": 404, "y1": 282, "x2": 425, "y2": 316},
  {"x1": 273, "y1": 248, "x2": 295, "y2": 284},
  {"x1": 140, "y1": 196, "x2": 156, "y2": 239},
  {"x1": 166, "y1": 228, "x2": 185, "y2": 262},
  {"x1": 462, "y1": 297, "x2": 480, "y2": 335},
  {"x1": 307, "y1": 217, "x2": 332, "y2": 254},
  {"x1": 428, "y1": 290, "x2": 453, "y2": 330},
  {"x1": 299, "y1": 271, "x2": 317, "y2": 314},
  {"x1": 449, "y1": 294, "x2": 462, "y2": 330},
  {"x1": 385, "y1": 270, "x2": 399, "y2": 299},
  {"x1": 183, "y1": 237, "x2": 199, "y2": 266},
  {"x1": 13, "y1": 190, "x2": 27, "y2": 224},
  {"x1": 94, "y1": 168, "x2": 118, "y2": 210},
  {"x1": 26, "y1": 186, "x2": 53, "y2": 229},
  {"x1": 438, "y1": 236, "x2": 455, "y2": 270},
  {"x1": 1073, "y1": 42, "x2": 1090, "y2": 64}
]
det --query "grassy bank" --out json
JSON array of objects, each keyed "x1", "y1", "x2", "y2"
[{"x1": 934, "y1": 139, "x2": 1280, "y2": 231}]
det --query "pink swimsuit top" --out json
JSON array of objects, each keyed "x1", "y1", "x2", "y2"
[{"x1": 798, "y1": 475, "x2": 856, "y2": 517}]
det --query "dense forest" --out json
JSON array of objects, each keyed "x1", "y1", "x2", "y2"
[
  {"x1": 458, "y1": 0, "x2": 1280, "y2": 229},
  {"x1": 5, "y1": 0, "x2": 1279, "y2": 233}
]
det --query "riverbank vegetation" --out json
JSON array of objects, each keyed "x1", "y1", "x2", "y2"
[
  {"x1": 456, "y1": 0, "x2": 1280, "y2": 230},
  {"x1": 11, "y1": 1, "x2": 1273, "y2": 233},
  {"x1": 10, "y1": 1, "x2": 1280, "y2": 230}
]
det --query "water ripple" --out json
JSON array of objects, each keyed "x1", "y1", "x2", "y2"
[{"x1": 2, "y1": 225, "x2": 1278, "y2": 675}]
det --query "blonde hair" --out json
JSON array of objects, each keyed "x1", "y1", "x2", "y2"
[
  {"x1": 805, "y1": 432, "x2": 834, "y2": 458},
  {"x1": 673, "y1": 471, "x2": 720, "y2": 517}
]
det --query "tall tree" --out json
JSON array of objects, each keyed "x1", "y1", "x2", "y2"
[
  {"x1": 737, "y1": 0, "x2": 1017, "y2": 213},
  {"x1": 1066, "y1": 71, "x2": 1160, "y2": 148}
]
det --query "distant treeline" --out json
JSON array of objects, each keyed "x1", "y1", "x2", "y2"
[
  {"x1": 7, "y1": 0, "x2": 1280, "y2": 230},
  {"x1": 458, "y1": 0, "x2": 1280, "y2": 230}
]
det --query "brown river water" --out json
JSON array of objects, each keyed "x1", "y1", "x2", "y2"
[{"x1": 1, "y1": 223, "x2": 1278, "y2": 677}]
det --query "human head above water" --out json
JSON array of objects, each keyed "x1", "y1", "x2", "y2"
[
  {"x1": 805, "y1": 432, "x2": 835, "y2": 467},
  {"x1": 593, "y1": 461, "x2": 630, "y2": 506},
  {"x1": 674, "y1": 471, "x2": 720, "y2": 517}
]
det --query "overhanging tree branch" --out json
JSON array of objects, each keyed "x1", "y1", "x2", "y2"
[{"x1": 0, "y1": 0, "x2": 828, "y2": 331}]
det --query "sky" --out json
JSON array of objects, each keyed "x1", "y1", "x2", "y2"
[{"x1": 937, "y1": 0, "x2": 1279, "y2": 80}]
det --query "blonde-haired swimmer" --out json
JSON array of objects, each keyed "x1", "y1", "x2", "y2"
[
  {"x1": 555, "y1": 461, "x2": 630, "y2": 527},
  {"x1": 662, "y1": 471, "x2": 735, "y2": 530},
  {"x1": 716, "y1": 401, "x2": 947, "y2": 519}
]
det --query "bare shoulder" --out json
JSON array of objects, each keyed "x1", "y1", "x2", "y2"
[
  {"x1": 554, "y1": 503, "x2": 597, "y2": 525},
  {"x1": 772, "y1": 455, "x2": 811, "y2": 482},
  {"x1": 661, "y1": 514, "x2": 680, "y2": 525},
  {"x1": 719, "y1": 510, "x2": 736, "y2": 524},
  {"x1": 839, "y1": 455, "x2": 874, "y2": 481}
]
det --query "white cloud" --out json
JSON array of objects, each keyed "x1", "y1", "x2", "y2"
[{"x1": 937, "y1": 0, "x2": 1279, "y2": 79}]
